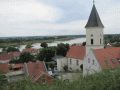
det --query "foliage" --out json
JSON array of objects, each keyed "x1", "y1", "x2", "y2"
[
  {"x1": 26, "y1": 44, "x2": 33, "y2": 48},
  {"x1": 19, "y1": 52, "x2": 34, "y2": 63},
  {"x1": 56, "y1": 43, "x2": 69, "y2": 56},
  {"x1": 1, "y1": 68, "x2": 120, "y2": 90},
  {"x1": 6, "y1": 46, "x2": 19, "y2": 52},
  {"x1": 37, "y1": 47, "x2": 55, "y2": 62},
  {"x1": 41, "y1": 42, "x2": 48, "y2": 48}
]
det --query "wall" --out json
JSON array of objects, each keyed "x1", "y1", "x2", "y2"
[
  {"x1": 57, "y1": 57, "x2": 68, "y2": 71},
  {"x1": 83, "y1": 50, "x2": 102, "y2": 76},
  {"x1": 67, "y1": 58, "x2": 83, "y2": 71},
  {"x1": 86, "y1": 27, "x2": 104, "y2": 55}
]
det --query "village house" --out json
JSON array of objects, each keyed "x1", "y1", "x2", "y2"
[
  {"x1": 0, "y1": 61, "x2": 53, "y2": 83},
  {"x1": 22, "y1": 48, "x2": 39, "y2": 55},
  {"x1": 24, "y1": 61, "x2": 53, "y2": 84},
  {"x1": 66, "y1": 45, "x2": 85, "y2": 71},
  {"x1": 57, "y1": 45, "x2": 85, "y2": 72},
  {"x1": 0, "y1": 51, "x2": 21, "y2": 64}
]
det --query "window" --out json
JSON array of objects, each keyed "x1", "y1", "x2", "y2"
[
  {"x1": 91, "y1": 39, "x2": 94, "y2": 45},
  {"x1": 76, "y1": 60, "x2": 79, "y2": 66},
  {"x1": 91, "y1": 34, "x2": 93, "y2": 37},
  {"x1": 70, "y1": 59, "x2": 72, "y2": 64},
  {"x1": 88, "y1": 58, "x2": 90, "y2": 63},
  {"x1": 100, "y1": 39, "x2": 101, "y2": 44},
  {"x1": 93, "y1": 60, "x2": 95, "y2": 65}
]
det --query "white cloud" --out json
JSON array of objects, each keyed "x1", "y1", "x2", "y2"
[{"x1": 0, "y1": 0, "x2": 62, "y2": 24}]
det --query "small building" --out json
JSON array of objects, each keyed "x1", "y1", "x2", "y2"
[
  {"x1": 24, "y1": 61, "x2": 53, "y2": 84},
  {"x1": 56, "y1": 56, "x2": 68, "y2": 71},
  {"x1": 22, "y1": 48, "x2": 39, "y2": 55},
  {"x1": 66, "y1": 45, "x2": 85, "y2": 71},
  {"x1": 0, "y1": 52, "x2": 21, "y2": 64}
]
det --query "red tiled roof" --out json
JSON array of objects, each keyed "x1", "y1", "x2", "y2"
[
  {"x1": 94, "y1": 47, "x2": 120, "y2": 69},
  {"x1": 66, "y1": 45, "x2": 86, "y2": 60},
  {"x1": 0, "y1": 53, "x2": 12, "y2": 61},
  {"x1": 0, "y1": 64, "x2": 9, "y2": 73},
  {"x1": 0, "y1": 52, "x2": 20, "y2": 62},
  {"x1": 8, "y1": 52, "x2": 21, "y2": 57},
  {"x1": 25, "y1": 61, "x2": 50, "y2": 82},
  {"x1": 11, "y1": 64, "x2": 23, "y2": 69},
  {"x1": 23, "y1": 48, "x2": 38, "y2": 53}
]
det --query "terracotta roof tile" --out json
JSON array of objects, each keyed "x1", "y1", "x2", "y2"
[
  {"x1": 25, "y1": 61, "x2": 49, "y2": 82},
  {"x1": 0, "y1": 64, "x2": 9, "y2": 73},
  {"x1": 94, "y1": 47, "x2": 120, "y2": 69},
  {"x1": 66, "y1": 45, "x2": 86, "y2": 60},
  {"x1": 23, "y1": 48, "x2": 38, "y2": 53}
]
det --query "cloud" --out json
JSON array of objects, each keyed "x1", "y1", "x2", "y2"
[
  {"x1": 0, "y1": 0, "x2": 62, "y2": 24},
  {"x1": 0, "y1": 0, "x2": 120, "y2": 37}
]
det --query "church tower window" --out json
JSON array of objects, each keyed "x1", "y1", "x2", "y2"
[{"x1": 91, "y1": 39, "x2": 94, "y2": 45}]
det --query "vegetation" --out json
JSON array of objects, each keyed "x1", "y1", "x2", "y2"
[
  {"x1": 10, "y1": 52, "x2": 34, "y2": 63},
  {"x1": 56, "y1": 43, "x2": 69, "y2": 56},
  {"x1": 41, "y1": 42, "x2": 48, "y2": 48},
  {"x1": 25, "y1": 44, "x2": 33, "y2": 48},
  {"x1": 37, "y1": 47, "x2": 55, "y2": 62},
  {"x1": 6, "y1": 46, "x2": 19, "y2": 52},
  {"x1": 0, "y1": 35, "x2": 83, "y2": 48},
  {"x1": 1, "y1": 68, "x2": 120, "y2": 90}
]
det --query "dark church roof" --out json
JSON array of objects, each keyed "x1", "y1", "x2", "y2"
[{"x1": 85, "y1": 4, "x2": 104, "y2": 28}]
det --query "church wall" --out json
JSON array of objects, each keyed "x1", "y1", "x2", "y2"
[{"x1": 83, "y1": 50, "x2": 102, "y2": 76}]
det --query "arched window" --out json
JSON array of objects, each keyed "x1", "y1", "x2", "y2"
[
  {"x1": 100, "y1": 38, "x2": 101, "y2": 44},
  {"x1": 91, "y1": 34, "x2": 93, "y2": 37},
  {"x1": 91, "y1": 39, "x2": 94, "y2": 45}
]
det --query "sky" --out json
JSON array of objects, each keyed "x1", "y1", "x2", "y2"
[{"x1": 0, "y1": 0, "x2": 120, "y2": 37}]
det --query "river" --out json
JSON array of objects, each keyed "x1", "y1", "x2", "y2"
[{"x1": 0, "y1": 37, "x2": 86, "y2": 52}]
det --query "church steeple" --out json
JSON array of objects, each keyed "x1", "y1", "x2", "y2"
[
  {"x1": 85, "y1": 2, "x2": 104, "y2": 55},
  {"x1": 85, "y1": 4, "x2": 104, "y2": 28}
]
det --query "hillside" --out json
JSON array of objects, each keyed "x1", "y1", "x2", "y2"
[{"x1": 1, "y1": 68, "x2": 120, "y2": 90}]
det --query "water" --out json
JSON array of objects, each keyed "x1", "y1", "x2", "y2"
[{"x1": 1, "y1": 38, "x2": 86, "y2": 52}]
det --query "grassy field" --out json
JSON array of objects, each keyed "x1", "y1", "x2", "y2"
[{"x1": 1, "y1": 68, "x2": 120, "y2": 90}]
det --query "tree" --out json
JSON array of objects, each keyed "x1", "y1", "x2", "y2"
[
  {"x1": 19, "y1": 52, "x2": 34, "y2": 63},
  {"x1": 37, "y1": 47, "x2": 55, "y2": 62},
  {"x1": 40, "y1": 42, "x2": 48, "y2": 48},
  {"x1": 56, "y1": 43, "x2": 69, "y2": 56},
  {"x1": 25, "y1": 44, "x2": 32, "y2": 48},
  {"x1": 6, "y1": 46, "x2": 19, "y2": 52}
]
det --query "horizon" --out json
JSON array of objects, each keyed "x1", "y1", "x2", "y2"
[{"x1": 0, "y1": 0, "x2": 120, "y2": 37}]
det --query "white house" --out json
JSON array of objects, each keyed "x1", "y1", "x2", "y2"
[
  {"x1": 66, "y1": 45, "x2": 86, "y2": 71},
  {"x1": 56, "y1": 56, "x2": 68, "y2": 71}
]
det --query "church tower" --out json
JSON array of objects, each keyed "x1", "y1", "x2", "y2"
[{"x1": 85, "y1": 3, "x2": 104, "y2": 55}]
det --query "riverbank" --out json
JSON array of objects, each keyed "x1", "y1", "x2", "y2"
[{"x1": 0, "y1": 35, "x2": 85, "y2": 48}]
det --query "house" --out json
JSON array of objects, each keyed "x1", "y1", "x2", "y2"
[
  {"x1": 6, "y1": 64, "x2": 25, "y2": 82},
  {"x1": 83, "y1": 47, "x2": 120, "y2": 75},
  {"x1": 24, "y1": 61, "x2": 53, "y2": 84},
  {"x1": 0, "y1": 52, "x2": 21, "y2": 64},
  {"x1": 66, "y1": 45, "x2": 85, "y2": 71},
  {"x1": 22, "y1": 48, "x2": 39, "y2": 55},
  {"x1": 56, "y1": 56, "x2": 67, "y2": 71},
  {"x1": 0, "y1": 63, "x2": 25, "y2": 82}
]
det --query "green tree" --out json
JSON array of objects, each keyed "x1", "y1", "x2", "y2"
[
  {"x1": 37, "y1": 47, "x2": 55, "y2": 62},
  {"x1": 56, "y1": 43, "x2": 69, "y2": 56},
  {"x1": 40, "y1": 42, "x2": 48, "y2": 48},
  {"x1": 25, "y1": 44, "x2": 32, "y2": 48},
  {"x1": 19, "y1": 52, "x2": 34, "y2": 63},
  {"x1": 6, "y1": 46, "x2": 19, "y2": 52}
]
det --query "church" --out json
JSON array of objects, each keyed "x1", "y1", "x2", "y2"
[{"x1": 57, "y1": 3, "x2": 120, "y2": 75}]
